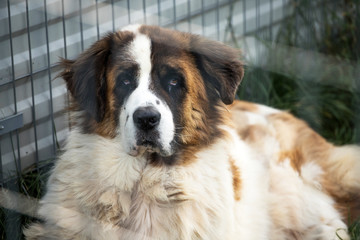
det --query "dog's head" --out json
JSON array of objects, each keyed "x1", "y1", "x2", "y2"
[{"x1": 61, "y1": 25, "x2": 243, "y2": 163}]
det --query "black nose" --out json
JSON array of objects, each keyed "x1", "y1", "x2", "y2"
[{"x1": 133, "y1": 107, "x2": 161, "y2": 131}]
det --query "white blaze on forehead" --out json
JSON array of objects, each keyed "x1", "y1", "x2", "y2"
[
  {"x1": 121, "y1": 24, "x2": 152, "y2": 89},
  {"x1": 119, "y1": 28, "x2": 175, "y2": 156},
  {"x1": 128, "y1": 34, "x2": 152, "y2": 83}
]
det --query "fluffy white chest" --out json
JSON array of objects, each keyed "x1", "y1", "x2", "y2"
[{"x1": 39, "y1": 128, "x2": 269, "y2": 240}]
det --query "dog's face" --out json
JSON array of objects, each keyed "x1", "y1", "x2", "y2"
[{"x1": 62, "y1": 25, "x2": 243, "y2": 163}]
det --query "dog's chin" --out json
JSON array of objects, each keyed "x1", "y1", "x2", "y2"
[{"x1": 127, "y1": 144, "x2": 174, "y2": 158}]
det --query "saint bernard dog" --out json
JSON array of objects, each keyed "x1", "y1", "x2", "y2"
[{"x1": 25, "y1": 25, "x2": 360, "y2": 240}]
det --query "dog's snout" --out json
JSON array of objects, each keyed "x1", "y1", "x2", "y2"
[{"x1": 133, "y1": 107, "x2": 161, "y2": 131}]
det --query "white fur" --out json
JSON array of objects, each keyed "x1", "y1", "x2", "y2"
[
  {"x1": 256, "y1": 103, "x2": 281, "y2": 116},
  {"x1": 244, "y1": 112, "x2": 268, "y2": 126},
  {"x1": 35, "y1": 126, "x2": 274, "y2": 240},
  {"x1": 269, "y1": 159, "x2": 348, "y2": 240},
  {"x1": 221, "y1": 125, "x2": 272, "y2": 239}
]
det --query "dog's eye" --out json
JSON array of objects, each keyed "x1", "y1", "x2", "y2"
[
  {"x1": 167, "y1": 77, "x2": 183, "y2": 92},
  {"x1": 116, "y1": 66, "x2": 138, "y2": 88},
  {"x1": 117, "y1": 75, "x2": 132, "y2": 87},
  {"x1": 158, "y1": 66, "x2": 185, "y2": 94},
  {"x1": 123, "y1": 79, "x2": 131, "y2": 85},
  {"x1": 169, "y1": 79, "x2": 178, "y2": 86}
]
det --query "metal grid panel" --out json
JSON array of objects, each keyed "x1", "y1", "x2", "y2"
[{"x1": 0, "y1": 0, "x2": 290, "y2": 183}]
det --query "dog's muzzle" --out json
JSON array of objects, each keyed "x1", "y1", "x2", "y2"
[{"x1": 133, "y1": 106, "x2": 162, "y2": 152}]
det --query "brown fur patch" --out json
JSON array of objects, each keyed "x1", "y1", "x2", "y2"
[
  {"x1": 229, "y1": 157, "x2": 242, "y2": 201},
  {"x1": 322, "y1": 177, "x2": 360, "y2": 223},
  {"x1": 240, "y1": 124, "x2": 268, "y2": 143},
  {"x1": 268, "y1": 112, "x2": 331, "y2": 172},
  {"x1": 175, "y1": 54, "x2": 212, "y2": 146},
  {"x1": 278, "y1": 148, "x2": 305, "y2": 173},
  {"x1": 283, "y1": 229, "x2": 303, "y2": 240}
]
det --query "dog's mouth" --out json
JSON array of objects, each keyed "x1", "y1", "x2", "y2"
[
  {"x1": 128, "y1": 144, "x2": 171, "y2": 158},
  {"x1": 128, "y1": 132, "x2": 174, "y2": 158}
]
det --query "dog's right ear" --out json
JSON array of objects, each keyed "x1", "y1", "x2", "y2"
[{"x1": 60, "y1": 34, "x2": 113, "y2": 123}]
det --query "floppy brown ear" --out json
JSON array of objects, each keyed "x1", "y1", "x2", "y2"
[
  {"x1": 60, "y1": 34, "x2": 113, "y2": 122},
  {"x1": 190, "y1": 36, "x2": 244, "y2": 105}
]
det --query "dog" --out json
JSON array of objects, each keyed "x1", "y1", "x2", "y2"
[{"x1": 24, "y1": 25, "x2": 360, "y2": 240}]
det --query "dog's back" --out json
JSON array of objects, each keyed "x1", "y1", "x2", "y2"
[{"x1": 230, "y1": 100, "x2": 360, "y2": 236}]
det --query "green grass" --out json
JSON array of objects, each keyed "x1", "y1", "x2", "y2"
[
  {"x1": 349, "y1": 220, "x2": 360, "y2": 240},
  {"x1": 1, "y1": 161, "x2": 52, "y2": 240}
]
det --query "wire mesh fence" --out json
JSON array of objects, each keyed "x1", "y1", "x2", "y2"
[{"x1": 0, "y1": 0, "x2": 291, "y2": 184}]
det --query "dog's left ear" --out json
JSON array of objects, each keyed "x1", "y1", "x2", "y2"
[{"x1": 190, "y1": 36, "x2": 244, "y2": 105}]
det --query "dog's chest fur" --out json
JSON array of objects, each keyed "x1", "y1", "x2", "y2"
[{"x1": 37, "y1": 127, "x2": 268, "y2": 240}]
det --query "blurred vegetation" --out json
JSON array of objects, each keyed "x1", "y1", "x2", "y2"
[{"x1": 238, "y1": 0, "x2": 360, "y2": 146}]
